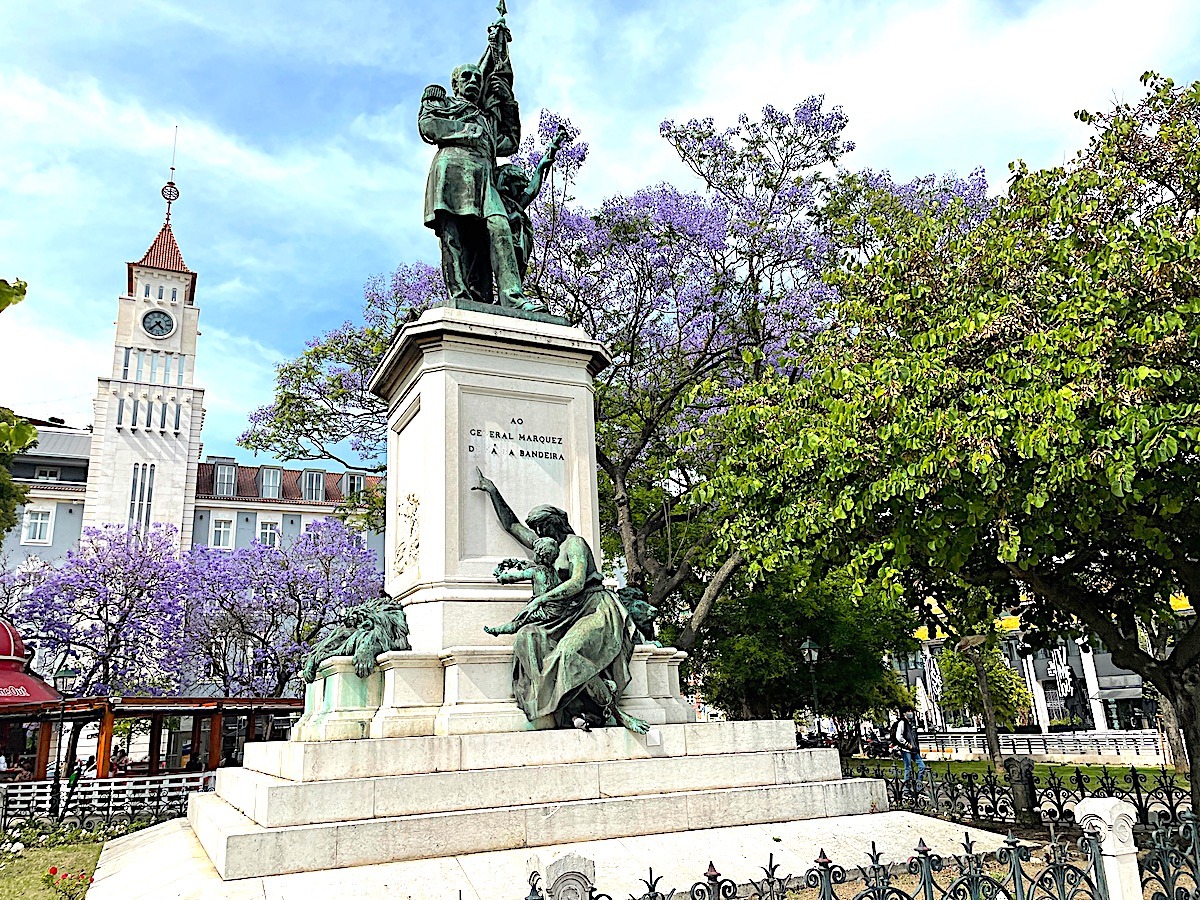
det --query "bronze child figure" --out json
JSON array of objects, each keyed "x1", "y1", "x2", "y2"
[{"x1": 484, "y1": 536, "x2": 563, "y2": 635}]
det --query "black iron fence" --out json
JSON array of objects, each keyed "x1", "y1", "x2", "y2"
[
  {"x1": 843, "y1": 760, "x2": 1193, "y2": 828},
  {"x1": 0, "y1": 772, "x2": 214, "y2": 832},
  {"x1": 518, "y1": 809, "x2": 1200, "y2": 900},
  {"x1": 522, "y1": 831, "x2": 1106, "y2": 900}
]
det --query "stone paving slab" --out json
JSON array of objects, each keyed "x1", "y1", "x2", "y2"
[{"x1": 90, "y1": 811, "x2": 1011, "y2": 900}]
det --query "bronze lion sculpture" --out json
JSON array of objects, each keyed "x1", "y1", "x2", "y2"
[{"x1": 301, "y1": 595, "x2": 411, "y2": 682}]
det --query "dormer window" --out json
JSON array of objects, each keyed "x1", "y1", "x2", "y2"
[
  {"x1": 215, "y1": 464, "x2": 237, "y2": 497},
  {"x1": 260, "y1": 467, "x2": 281, "y2": 499},
  {"x1": 302, "y1": 470, "x2": 325, "y2": 502},
  {"x1": 345, "y1": 473, "x2": 365, "y2": 497},
  {"x1": 35, "y1": 467, "x2": 60, "y2": 482}
]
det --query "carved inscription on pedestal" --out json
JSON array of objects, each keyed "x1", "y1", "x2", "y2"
[{"x1": 459, "y1": 390, "x2": 573, "y2": 560}]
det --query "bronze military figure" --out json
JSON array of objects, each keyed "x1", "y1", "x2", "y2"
[{"x1": 419, "y1": 3, "x2": 547, "y2": 313}]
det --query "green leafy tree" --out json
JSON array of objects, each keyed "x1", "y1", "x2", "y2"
[
  {"x1": 685, "y1": 566, "x2": 917, "y2": 741},
  {"x1": 0, "y1": 408, "x2": 35, "y2": 535},
  {"x1": 0, "y1": 279, "x2": 38, "y2": 531},
  {"x1": 701, "y1": 74, "x2": 1200, "y2": 803},
  {"x1": 0, "y1": 278, "x2": 26, "y2": 315},
  {"x1": 936, "y1": 645, "x2": 1031, "y2": 728}
]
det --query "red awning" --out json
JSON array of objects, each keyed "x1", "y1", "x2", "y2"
[{"x1": 0, "y1": 665, "x2": 61, "y2": 704}]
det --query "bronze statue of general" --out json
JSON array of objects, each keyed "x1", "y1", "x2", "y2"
[{"x1": 418, "y1": 6, "x2": 547, "y2": 313}]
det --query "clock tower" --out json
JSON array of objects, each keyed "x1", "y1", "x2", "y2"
[{"x1": 82, "y1": 174, "x2": 207, "y2": 551}]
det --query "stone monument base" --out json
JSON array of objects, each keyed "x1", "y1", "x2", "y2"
[
  {"x1": 188, "y1": 720, "x2": 885, "y2": 880},
  {"x1": 292, "y1": 644, "x2": 696, "y2": 741}
]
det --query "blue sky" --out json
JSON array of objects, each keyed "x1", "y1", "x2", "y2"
[{"x1": 2, "y1": 0, "x2": 1199, "y2": 465}]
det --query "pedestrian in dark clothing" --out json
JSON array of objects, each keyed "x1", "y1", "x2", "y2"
[{"x1": 891, "y1": 705, "x2": 927, "y2": 787}]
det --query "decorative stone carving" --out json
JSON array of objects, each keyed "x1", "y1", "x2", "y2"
[
  {"x1": 545, "y1": 853, "x2": 596, "y2": 900},
  {"x1": 393, "y1": 493, "x2": 420, "y2": 576},
  {"x1": 1076, "y1": 797, "x2": 1140, "y2": 900}
]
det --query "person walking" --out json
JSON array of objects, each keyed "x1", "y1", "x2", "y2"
[{"x1": 891, "y1": 705, "x2": 927, "y2": 790}]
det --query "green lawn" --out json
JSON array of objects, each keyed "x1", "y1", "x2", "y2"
[
  {"x1": 0, "y1": 843, "x2": 102, "y2": 900},
  {"x1": 848, "y1": 756, "x2": 1189, "y2": 790}
]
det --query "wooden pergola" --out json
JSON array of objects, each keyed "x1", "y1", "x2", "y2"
[{"x1": 0, "y1": 696, "x2": 302, "y2": 779}]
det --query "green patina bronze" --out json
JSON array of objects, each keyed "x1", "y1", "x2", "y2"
[
  {"x1": 419, "y1": 1, "x2": 557, "y2": 315},
  {"x1": 301, "y1": 593, "x2": 411, "y2": 682},
  {"x1": 474, "y1": 468, "x2": 649, "y2": 734}
]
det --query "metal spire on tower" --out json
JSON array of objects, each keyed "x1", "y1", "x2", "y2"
[{"x1": 162, "y1": 126, "x2": 180, "y2": 223}]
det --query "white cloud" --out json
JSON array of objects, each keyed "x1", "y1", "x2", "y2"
[
  {"x1": 511, "y1": 0, "x2": 1200, "y2": 200},
  {"x1": 0, "y1": 305, "x2": 110, "y2": 428}
]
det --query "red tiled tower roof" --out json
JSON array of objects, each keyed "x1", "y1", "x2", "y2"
[
  {"x1": 137, "y1": 222, "x2": 191, "y2": 273},
  {"x1": 126, "y1": 220, "x2": 198, "y2": 304}
]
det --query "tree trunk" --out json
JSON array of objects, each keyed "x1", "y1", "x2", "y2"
[
  {"x1": 1159, "y1": 689, "x2": 1189, "y2": 772},
  {"x1": 1163, "y1": 671, "x2": 1200, "y2": 811},
  {"x1": 972, "y1": 650, "x2": 1004, "y2": 770},
  {"x1": 1145, "y1": 625, "x2": 1189, "y2": 772}
]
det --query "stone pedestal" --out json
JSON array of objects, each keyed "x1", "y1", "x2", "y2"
[
  {"x1": 618, "y1": 645, "x2": 669, "y2": 726},
  {"x1": 369, "y1": 306, "x2": 610, "y2": 653},
  {"x1": 293, "y1": 657, "x2": 381, "y2": 742},
  {"x1": 369, "y1": 651, "x2": 444, "y2": 739},
  {"x1": 435, "y1": 647, "x2": 535, "y2": 735},
  {"x1": 295, "y1": 644, "x2": 695, "y2": 741}
]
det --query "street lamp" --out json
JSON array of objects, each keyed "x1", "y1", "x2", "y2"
[
  {"x1": 49, "y1": 667, "x2": 78, "y2": 819},
  {"x1": 800, "y1": 639, "x2": 820, "y2": 732}
]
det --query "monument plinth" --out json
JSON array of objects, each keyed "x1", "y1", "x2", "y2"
[{"x1": 369, "y1": 305, "x2": 609, "y2": 653}]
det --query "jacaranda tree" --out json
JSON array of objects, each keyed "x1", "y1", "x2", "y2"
[
  {"x1": 15, "y1": 524, "x2": 188, "y2": 697},
  {"x1": 183, "y1": 518, "x2": 383, "y2": 697}
]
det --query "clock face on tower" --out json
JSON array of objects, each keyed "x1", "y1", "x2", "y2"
[{"x1": 142, "y1": 309, "x2": 175, "y2": 339}]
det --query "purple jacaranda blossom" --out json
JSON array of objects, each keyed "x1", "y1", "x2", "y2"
[
  {"x1": 181, "y1": 518, "x2": 382, "y2": 697},
  {"x1": 12, "y1": 524, "x2": 188, "y2": 697}
]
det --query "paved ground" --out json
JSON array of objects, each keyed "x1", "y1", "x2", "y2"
[{"x1": 89, "y1": 811, "x2": 1012, "y2": 900}]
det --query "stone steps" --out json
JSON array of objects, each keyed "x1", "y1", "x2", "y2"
[
  {"x1": 189, "y1": 776, "x2": 884, "y2": 880},
  {"x1": 242, "y1": 719, "x2": 797, "y2": 782},
  {"x1": 215, "y1": 748, "x2": 842, "y2": 828}
]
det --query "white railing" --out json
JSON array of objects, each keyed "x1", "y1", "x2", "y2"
[
  {"x1": 0, "y1": 771, "x2": 215, "y2": 829},
  {"x1": 925, "y1": 729, "x2": 1163, "y2": 758}
]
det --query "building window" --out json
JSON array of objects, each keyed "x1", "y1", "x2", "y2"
[
  {"x1": 162, "y1": 355, "x2": 172, "y2": 384},
  {"x1": 303, "y1": 471, "x2": 325, "y2": 502},
  {"x1": 143, "y1": 284, "x2": 151, "y2": 298},
  {"x1": 149, "y1": 354, "x2": 158, "y2": 383},
  {"x1": 117, "y1": 397, "x2": 125, "y2": 426},
  {"x1": 35, "y1": 467, "x2": 60, "y2": 481},
  {"x1": 258, "y1": 521, "x2": 280, "y2": 547},
  {"x1": 128, "y1": 463, "x2": 155, "y2": 530},
  {"x1": 173, "y1": 402, "x2": 182, "y2": 431},
  {"x1": 345, "y1": 473, "x2": 365, "y2": 497},
  {"x1": 21, "y1": 509, "x2": 52, "y2": 544},
  {"x1": 261, "y1": 467, "x2": 281, "y2": 500},
  {"x1": 135, "y1": 350, "x2": 145, "y2": 381},
  {"x1": 177, "y1": 355, "x2": 185, "y2": 385},
  {"x1": 157, "y1": 285, "x2": 164, "y2": 299},
  {"x1": 131, "y1": 399, "x2": 140, "y2": 428},
  {"x1": 159, "y1": 402, "x2": 168, "y2": 429},
  {"x1": 171, "y1": 287, "x2": 178, "y2": 301},
  {"x1": 215, "y1": 465, "x2": 237, "y2": 498},
  {"x1": 144, "y1": 401, "x2": 153, "y2": 428},
  {"x1": 211, "y1": 518, "x2": 233, "y2": 549},
  {"x1": 122, "y1": 347, "x2": 131, "y2": 379}
]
